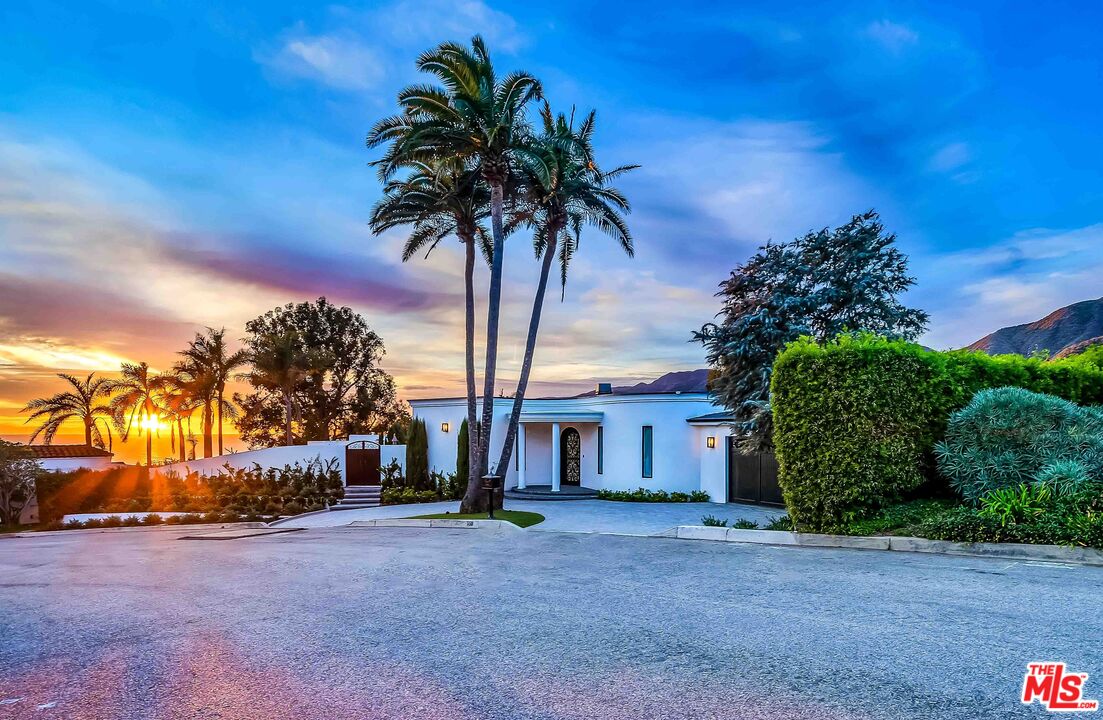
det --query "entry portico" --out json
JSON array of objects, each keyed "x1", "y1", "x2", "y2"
[{"x1": 516, "y1": 411, "x2": 603, "y2": 491}]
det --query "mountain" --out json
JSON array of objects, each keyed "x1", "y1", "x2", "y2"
[
  {"x1": 966, "y1": 298, "x2": 1103, "y2": 357},
  {"x1": 573, "y1": 369, "x2": 710, "y2": 397}
]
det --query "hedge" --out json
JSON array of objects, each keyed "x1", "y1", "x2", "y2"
[{"x1": 771, "y1": 334, "x2": 1103, "y2": 532}]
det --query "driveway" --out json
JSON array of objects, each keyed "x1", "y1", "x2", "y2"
[
  {"x1": 1, "y1": 527, "x2": 1098, "y2": 719},
  {"x1": 277, "y1": 498, "x2": 784, "y2": 534}
]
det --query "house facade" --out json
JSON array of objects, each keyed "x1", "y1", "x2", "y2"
[
  {"x1": 27, "y1": 444, "x2": 117, "y2": 472},
  {"x1": 410, "y1": 390, "x2": 743, "y2": 502}
]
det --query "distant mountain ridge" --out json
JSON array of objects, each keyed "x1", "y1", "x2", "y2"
[
  {"x1": 573, "y1": 369, "x2": 709, "y2": 397},
  {"x1": 966, "y1": 297, "x2": 1103, "y2": 358}
]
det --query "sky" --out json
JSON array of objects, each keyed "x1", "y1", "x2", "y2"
[{"x1": 2, "y1": 0, "x2": 1102, "y2": 462}]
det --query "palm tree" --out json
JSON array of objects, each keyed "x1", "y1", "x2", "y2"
[
  {"x1": 158, "y1": 372, "x2": 199, "y2": 463},
  {"x1": 177, "y1": 328, "x2": 247, "y2": 456},
  {"x1": 492, "y1": 104, "x2": 636, "y2": 479},
  {"x1": 368, "y1": 35, "x2": 541, "y2": 511},
  {"x1": 370, "y1": 160, "x2": 490, "y2": 494},
  {"x1": 240, "y1": 331, "x2": 311, "y2": 446},
  {"x1": 109, "y1": 362, "x2": 166, "y2": 466},
  {"x1": 22, "y1": 372, "x2": 116, "y2": 450},
  {"x1": 173, "y1": 356, "x2": 215, "y2": 458}
]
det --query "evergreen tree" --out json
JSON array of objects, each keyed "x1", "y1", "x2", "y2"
[
  {"x1": 695, "y1": 210, "x2": 929, "y2": 449},
  {"x1": 405, "y1": 418, "x2": 430, "y2": 491}
]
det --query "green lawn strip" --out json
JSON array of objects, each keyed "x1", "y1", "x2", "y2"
[{"x1": 407, "y1": 510, "x2": 544, "y2": 528}]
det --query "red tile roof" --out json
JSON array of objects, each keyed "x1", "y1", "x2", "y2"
[{"x1": 26, "y1": 444, "x2": 113, "y2": 459}]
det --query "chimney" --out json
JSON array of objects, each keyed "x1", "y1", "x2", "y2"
[{"x1": 596, "y1": 382, "x2": 613, "y2": 395}]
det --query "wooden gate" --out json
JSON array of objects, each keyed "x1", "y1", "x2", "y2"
[
  {"x1": 345, "y1": 440, "x2": 381, "y2": 486},
  {"x1": 727, "y1": 438, "x2": 783, "y2": 505}
]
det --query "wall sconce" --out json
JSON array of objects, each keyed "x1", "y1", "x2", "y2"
[
  {"x1": 706, "y1": 436, "x2": 716, "y2": 449},
  {"x1": 441, "y1": 422, "x2": 450, "y2": 433}
]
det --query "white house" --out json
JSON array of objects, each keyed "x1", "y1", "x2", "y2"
[
  {"x1": 27, "y1": 444, "x2": 117, "y2": 472},
  {"x1": 410, "y1": 383, "x2": 772, "y2": 504}
]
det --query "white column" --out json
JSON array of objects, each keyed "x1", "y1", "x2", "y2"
[
  {"x1": 517, "y1": 423, "x2": 527, "y2": 489},
  {"x1": 550, "y1": 422, "x2": 561, "y2": 492}
]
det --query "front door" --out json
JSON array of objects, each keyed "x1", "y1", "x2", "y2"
[{"x1": 560, "y1": 427, "x2": 581, "y2": 486}]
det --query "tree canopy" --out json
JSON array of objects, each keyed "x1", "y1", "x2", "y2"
[
  {"x1": 234, "y1": 298, "x2": 407, "y2": 447},
  {"x1": 695, "y1": 210, "x2": 929, "y2": 448}
]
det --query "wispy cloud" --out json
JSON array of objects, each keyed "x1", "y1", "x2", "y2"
[
  {"x1": 865, "y1": 20, "x2": 919, "y2": 53},
  {"x1": 263, "y1": 30, "x2": 387, "y2": 91}
]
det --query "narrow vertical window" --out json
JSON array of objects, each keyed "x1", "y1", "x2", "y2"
[
  {"x1": 641, "y1": 425, "x2": 653, "y2": 478},
  {"x1": 597, "y1": 426, "x2": 604, "y2": 474}
]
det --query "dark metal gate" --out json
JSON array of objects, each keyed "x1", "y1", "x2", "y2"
[
  {"x1": 727, "y1": 438, "x2": 783, "y2": 505},
  {"x1": 345, "y1": 440, "x2": 381, "y2": 486},
  {"x1": 560, "y1": 427, "x2": 581, "y2": 486}
]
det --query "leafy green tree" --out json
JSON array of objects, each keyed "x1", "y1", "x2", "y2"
[
  {"x1": 492, "y1": 104, "x2": 636, "y2": 481},
  {"x1": 369, "y1": 35, "x2": 542, "y2": 512},
  {"x1": 370, "y1": 160, "x2": 489, "y2": 494},
  {"x1": 22, "y1": 372, "x2": 115, "y2": 450},
  {"x1": 695, "y1": 211, "x2": 928, "y2": 449},
  {"x1": 235, "y1": 299, "x2": 405, "y2": 447},
  {"x1": 0, "y1": 440, "x2": 39, "y2": 527}
]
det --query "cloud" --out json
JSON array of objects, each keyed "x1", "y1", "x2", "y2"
[
  {"x1": 267, "y1": 32, "x2": 387, "y2": 91},
  {"x1": 865, "y1": 20, "x2": 919, "y2": 53},
  {"x1": 258, "y1": 0, "x2": 525, "y2": 94},
  {"x1": 927, "y1": 142, "x2": 971, "y2": 173}
]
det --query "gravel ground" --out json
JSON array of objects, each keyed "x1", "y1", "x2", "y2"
[{"x1": 1, "y1": 527, "x2": 1099, "y2": 719}]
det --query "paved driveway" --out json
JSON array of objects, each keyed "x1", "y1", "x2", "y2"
[
  {"x1": 277, "y1": 499, "x2": 784, "y2": 534},
  {"x1": 1, "y1": 527, "x2": 1098, "y2": 719}
]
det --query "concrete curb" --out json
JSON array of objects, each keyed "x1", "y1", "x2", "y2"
[
  {"x1": 656, "y1": 526, "x2": 1103, "y2": 566},
  {"x1": 348, "y1": 518, "x2": 523, "y2": 531},
  {"x1": 4, "y1": 522, "x2": 270, "y2": 538}
]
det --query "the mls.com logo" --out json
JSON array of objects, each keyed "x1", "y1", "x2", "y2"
[{"x1": 1022, "y1": 662, "x2": 1099, "y2": 712}]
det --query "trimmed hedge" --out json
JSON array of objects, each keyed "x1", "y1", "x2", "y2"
[{"x1": 771, "y1": 335, "x2": 1103, "y2": 532}]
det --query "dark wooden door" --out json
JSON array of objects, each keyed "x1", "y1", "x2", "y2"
[
  {"x1": 560, "y1": 427, "x2": 581, "y2": 486},
  {"x1": 345, "y1": 441, "x2": 381, "y2": 486},
  {"x1": 727, "y1": 438, "x2": 783, "y2": 506}
]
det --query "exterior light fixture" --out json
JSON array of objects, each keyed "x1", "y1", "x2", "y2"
[
  {"x1": 706, "y1": 436, "x2": 716, "y2": 449},
  {"x1": 441, "y1": 422, "x2": 450, "y2": 433}
]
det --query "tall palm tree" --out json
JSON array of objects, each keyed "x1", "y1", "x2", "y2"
[
  {"x1": 368, "y1": 35, "x2": 541, "y2": 511},
  {"x1": 492, "y1": 104, "x2": 636, "y2": 479},
  {"x1": 370, "y1": 160, "x2": 490, "y2": 494},
  {"x1": 178, "y1": 328, "x2": 248, "y2": 456},
  {"x1": 158, "y1": 372, "x2": 199, "y2": 463},
  {"x1": 109, "y1": 362, "x2": 166, "y2": 466},
  {"x1": 22, "y1": 372, "x2": 116, "y2": 450},
  {"x1": 239, "y1": 331, "x2": 311, "y2": 446},
  {"x1": 173, "y1": 356, "x2": 215, "y2": 458}
]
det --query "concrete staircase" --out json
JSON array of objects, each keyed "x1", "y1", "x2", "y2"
[{"x1": 337, "y1": 484, "x2": 382, "y2": 509}]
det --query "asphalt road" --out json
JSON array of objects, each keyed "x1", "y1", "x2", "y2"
[{"x1": 1, "y1": 526, "x2": 1099, "y2": 719}]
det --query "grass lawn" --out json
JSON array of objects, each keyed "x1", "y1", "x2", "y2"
[{"x1": 408, "y1": 510, "x2": 545, "y2": 528}]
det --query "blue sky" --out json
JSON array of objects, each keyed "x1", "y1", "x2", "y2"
[{"x1": 2, "y1": 0, "x2": 1103, "y2": 441}]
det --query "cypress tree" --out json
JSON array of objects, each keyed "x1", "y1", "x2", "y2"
[{"x1": 457, "y1": 419, "x2": 469, "y2": 485}]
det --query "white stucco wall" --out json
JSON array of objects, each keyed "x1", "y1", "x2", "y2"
[
  {"x1": 37, "y1": 457, "x2": 118, "y2": 472},
  {"x1": 411, "y1": 393, "x2": 734, "y2": 499},
  {"x1": 160, "y1": 436, "x2": 405, "y2": 486}
]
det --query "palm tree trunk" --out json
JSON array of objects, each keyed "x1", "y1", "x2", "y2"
[
  {"x1": 493, "y1": 229, "x2": 558, "y2": 482},
  {"x1": 202, "y1": 399, "x2": 213, "y2": 458},
  {"x1": 177, "y1": 419, "x2": 186, "y2": 462},
  {"x1": 146, "y1": 423, "x2": 153, "y2": 467},
  {"x1": 84, "y1": 419, "x2": 92, "y2": 447},
  {"x1": 464, "y1": 181, "x2": 506, "y2": 513},
  {"x1": 461, "y1": 233, "x2": 479, "y2": 495},
  {"x1": 217, "y1": 388, "x2": 224, "y2": 455}
]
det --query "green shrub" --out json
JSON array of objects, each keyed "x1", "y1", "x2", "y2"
[
  {"x1": 763, "y1": 514, "x2": 793, "y2": 531},
  {"x1": 596, "y1": 488, "x2": 711, "y2": 503},
  {"x1": 771, "y1": 334, "x2": 1103, "y2": 532},
  {"x1": 1035, "y1": 460, "x2": 1099, "y2": 498},
  {"x1": 977, "y1": 484, "x2": 1053, "y2": 526},
  {"x1": 381, "y1": 487, "x2": 439, "y2": 505},
  {"x1": 840, "y1": 499, "x2": 956, "y2": 536},
  {"x1": 63, "y1": 519, "x2": 84, "y2": 530},
  {"x1": 732, "y1": 518, "x2": 759, "y2": 529},
  {"x1": 936, "y1": 388, "x2": 1103, "y2": 501},
  {"x1": 282, "y1": 501, "x2": 304, "y2": 515},
  {"x1": 701, "y1": 514, "x2": 728, "y2": 527}
]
